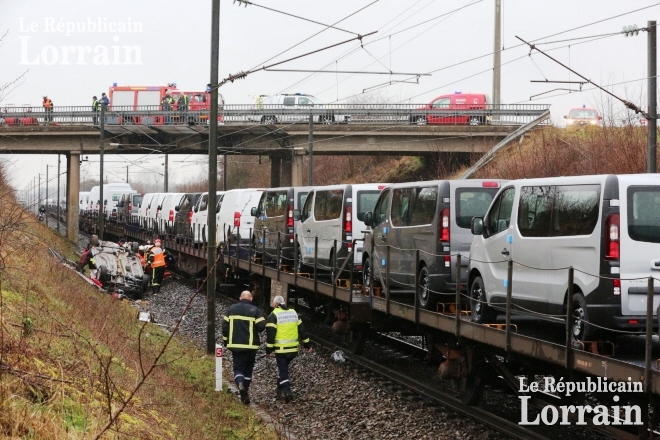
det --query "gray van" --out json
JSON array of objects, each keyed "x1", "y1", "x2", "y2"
[
  {"x1": 174, "y1": 192, "x2": 203, "y2": 243},
  {"x1": 363, "y1": 179, "x2": 505, "y2": 310},
  {"x1": 251, "y1": 186, "x2": 311, "y2": 268}
]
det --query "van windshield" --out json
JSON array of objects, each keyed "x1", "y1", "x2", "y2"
[
  {"x1": 357, "y1": 190, "x2": 381, "y2": 218},
  {"x1": 628, "y1": 186, "x2": 660, "y2": 244},
  {"x1": 455, "y1": 188, "x2": 499, "y2": 229}
]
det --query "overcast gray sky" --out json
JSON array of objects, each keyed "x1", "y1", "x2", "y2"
[{"x1": 1, "y1": 0, "x2": 658, "y2": 193}]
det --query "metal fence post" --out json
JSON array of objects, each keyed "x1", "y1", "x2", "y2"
[
  {"x1": 505, "y1": 258, "x2": 513, "y2": 353},
  {"x1": 566, "y1": 267, "x2": 574, "y2": 371},
  {"x1": 248, "y1": 227, "x2": 252, "y2": 274},
  {"x1": 349, "y1": 239, "x2": 356, "y2": 305},
  {"x1": 414, "y1": 249, "x2": 420, "y2": 326},
  {"x1": 646, "y1": 277, "x2": 654, "y2": 394},
  {"x1": 385, "y1": 245, "x2": 391, "y2": 316},
  {"x1": 277, "y1": 231, "x2": 282, "y2": 280},
  {"x1": 294, "y1": 234, "x2": 299, "y2": 308},
  {"x1": 332, "y1": 239, "x2": 337, "y2": 300},
  {"x1": 314, "y1": 236, "x2": 318, "y2": 294},
  {"x1": 455, "y1": 254, "x2": 461, "y2": 337}
]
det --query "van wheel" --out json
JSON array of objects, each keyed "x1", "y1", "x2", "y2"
[
  {"x1": 320, "y1": 115, "x2": 334, "y2": 125},
  {"x1": 470, "y1": 276, "x2": 496, "y2": 323},
  {"x1": 571, "y1": 294, "x2": 593, "y2": 342},
  {"x1": 261, "y1": 115, "x2": 277, "y2": 124},
  {"x1": 418, "y1": 266, "x2": 436, "y2": 310},
  {"x1": 468, "y1": 116, "x2": 481, "y2": 126},
  {"x1": 362, "y1": 257, "x2": 373, "y2": 292},
  {"x1": 414, "y1": 116, "x2": 427, "y2": 125}
]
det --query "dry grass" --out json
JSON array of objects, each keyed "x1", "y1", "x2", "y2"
[
  {"x1": 475, "y1": 125, "x2": 653, "y2": 179},
  {"x1": 0, "y1": 169, "x2": 276, "y2": 439}
]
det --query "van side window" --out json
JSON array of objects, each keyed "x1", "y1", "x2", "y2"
[
  {"x1": 409, "y1": 186, "x2": 437, "y2": 226},
  {"x1": 518, "y1": 186, "x2": 553, "y2": 237},
  {"x1": 553, "y1": 185, "x2": 600, "y2": 236},
  {"x1": 298, "y1": 192, "x2": 309, "y2": 210},
  {"x1": 391, "y1": 188, "x2": 412, "y2": 227},
  {"x1": 301, "y1": 191, "x2": 314, "y2": 221},
  {"x1": 199, "y1": 194, "x2": 208, "y2": 212},
  {"x1": 518, "y1": 185, "x2": 600, "y2": 237},
  {"x1": 283, "y1": 97, "x2": 295, "y2": 106},
  {"x1": 432, "y1": 98, "x2": 450, "y2": 108},
  {"x1": 314, "y1": 190, "x2": 344, "y2": 221},
  {"x1": 487, "y1": 187, "x2": 515, "y2": 236},
  {"x1": 628, "y1": 186, "x2": 660, "y2": 244},
  {"x1": 372, "y1": 190, "x2": 391, "y2": 226}
]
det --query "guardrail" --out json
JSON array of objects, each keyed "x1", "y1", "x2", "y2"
[{"x1": 0, "y1": 104, "x2": 551, "y2": 127}]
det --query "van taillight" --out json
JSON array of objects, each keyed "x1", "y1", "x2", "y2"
[
  {"x1": 605, "y1": 214, "x2": 620, "y2": 260},
  {"x1": 482, "y1": 181, "x2": 499, "y2": 188},
  {"x1": 169, "y1": 210, "x2": 174, "y2": 222},
  {"x1": 444, "y1": 255, "x2": 451, "y2": 268},
  {"x1": 344, "y1": 206, "x2": 352, "y2": 233},
  {"x1": 613, "y1": 279, "x2": 621, "y2": 296},
  {"x1": 439, "y1": 208, "x2": 450, "y2": 242},
  {"x1": 188, "y1": 211, "x2": 193, "y2": 223},
  {"x1": 286, "y1": 204, "x2": 294, "y2": 227},
  {"x1": 234, "y1": 211, "x2": 241, "y2": 227},
  {"x1": 128, "y1": 202, "x2": 132, "y2": 213}
]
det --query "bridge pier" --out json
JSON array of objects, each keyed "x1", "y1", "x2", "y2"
[
  {"x1": 291, "y1": 153, "x2": 304, "y2": 187},
  {"x1": 281, "y1": 154, "x2": 292, "y2": 187},
  {"x1": 270, "y1": 155, "x2": 281, "y2": 188},
  {"x1": 66, "y1": 153, "x2": 80, "y2": 243}
]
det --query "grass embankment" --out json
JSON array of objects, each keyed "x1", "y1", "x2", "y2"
[
  {"x1": 0, "y1": 181, "x2": 275, "y2": 438},
  {"x1": 474, "y1": 125, "x2": 652, "y2": 178}
]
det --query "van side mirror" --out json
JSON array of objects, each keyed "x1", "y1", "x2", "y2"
[
  {"x1": 293, "y1": 209, "x2": 301, "y2": 221},
  {"x1": 363, "y1": 211, "x2": 373, "y2": 227},
  {"x1": 357, "y1": 212, "x2": 365, "y2": 221},
  {"x1": 563, "y1": 115, "x2": 567, "y2": 119},
  {"x1": 471, "y1": 217, "x2": 484, "y2": 235},
  {"x1": 251, "y1": 207, "x2": 257, "y2": 216},
  {"x1": 175, "y1": 206, "x2": 180, "y2": 212}
]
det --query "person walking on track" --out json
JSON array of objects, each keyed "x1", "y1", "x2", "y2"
[
  {"x1": 266, "y1": 295, "x2": 312, "y2": 403},
  {"x1": 222, "y1": 290, "x2": 266, "y2": 405}
]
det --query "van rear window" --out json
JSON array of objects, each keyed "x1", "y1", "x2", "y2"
[
  {"x1": 263, "y1": 191, "x2": 287, "y2": 217},
  {"x1": 628, "y1": 186, "x2": 660, "y2": 244},
  {"x1": 356, "y1": 190, "x2": 381, "y2": 218},
  {"x1": 133, "y1": 195, "x2": 143, "y2": 206},
  {"x1": 455, "y1": 188, "x2": 498, "y2": 229}
]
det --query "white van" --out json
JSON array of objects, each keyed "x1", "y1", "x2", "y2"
[
  {"x1": 138, "y1": 193, "x2": 156, "y2": 228},
  {"x1": 79, "y1": 191, "x2": 90, "y2": 215},
  {"x1": 294, "y1": 183, "x2": 385, "y2": 275},
  {"x1": 145, "y1": 193, "x2": 167, "y2": 232},
  {"x1": 104, "y1": 184, "x2": 136, "y2": 220},
  {"x1": 468, "y1": 174, "x2": 660, "y2": 340},
  {"x1": 158, "y1": 193, "x2": 185, "y2": 234},
  {"x1": 216, "y1": 188, "x2": 265, "y2": 245},
  {"x1": 191, "y1": 191, "x2": 225, "y2": 245},
  {"x1": 87, "y1": 186, "x2": 100, "y2": 217}
]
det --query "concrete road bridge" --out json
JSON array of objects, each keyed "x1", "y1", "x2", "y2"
[{"x1": 0, "y1": 103, "x2": 550, "y2": 242}]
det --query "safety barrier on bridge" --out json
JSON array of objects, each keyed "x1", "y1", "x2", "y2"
[{"x1": 0, "y1": 104, "x2": 551, "y2": 127}]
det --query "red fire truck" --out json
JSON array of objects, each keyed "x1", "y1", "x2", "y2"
[{"x1": 107, "y1": 84, "x2": 224, "y2": 125}]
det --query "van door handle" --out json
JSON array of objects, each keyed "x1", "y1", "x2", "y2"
[
  {"x1": 379, "y1": 234, "x2": 386, "y2": 242},
  {"x1": 501, "y1": 248, "x2": 509, "y2": 256},
  {"x1": 306, "y1": 229, "x2": 311, "y2": 234}
]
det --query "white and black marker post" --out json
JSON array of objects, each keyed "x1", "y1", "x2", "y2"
[{"x1": 215, "y1": 344, "x2": 223, "y2": 391}]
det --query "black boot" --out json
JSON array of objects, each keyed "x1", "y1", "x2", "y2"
[
  {"x1": 238, "y1": 382, "x2": 250, "y2": 405},
  {"x1": 284, "y1": 388, "x2": 293, "y2": 403}
]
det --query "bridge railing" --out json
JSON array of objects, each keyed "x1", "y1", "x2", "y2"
[{"x1": 0, "y1": 104, "x2": 551, "y2": 127}]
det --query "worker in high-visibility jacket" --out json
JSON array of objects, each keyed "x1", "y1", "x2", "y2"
[
  {"x1": 222, "y1": 290, "x2": 266, "y2": 405},
  {"x1": 266, "y1": 295, "x2": 312, "y2": 403},
  {"x1": 146, "y1": 239, "x2": 166, "y2": 294}
]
